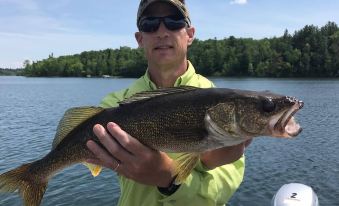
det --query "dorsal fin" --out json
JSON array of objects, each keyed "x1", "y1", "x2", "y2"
[
  {"x1": 119, "y1": 86, "x2": 200, "y2": 105},
  {"x1": 52, "y1": 106, "x2": 104, "y2": 149}
]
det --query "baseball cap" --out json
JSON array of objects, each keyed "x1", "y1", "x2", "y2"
[{"x1": 137, "y1": 0, "x2": 191, "y2": 29}]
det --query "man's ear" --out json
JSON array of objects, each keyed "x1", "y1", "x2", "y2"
[
  {"x1": 135, "y1": 32, "x2": 143, "y2": 48},
  {"x1": 186, "y1": 26, "x2": 195, "y2": 46}
]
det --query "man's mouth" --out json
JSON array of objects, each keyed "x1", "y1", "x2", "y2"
[{"x1": 154, "y1": 45, "x2": 173, "y2": 50}]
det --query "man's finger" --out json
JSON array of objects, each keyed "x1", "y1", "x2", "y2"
[
  {"x1": 93, "y1": 124, "x2": 132, "y2": 161},
  {"x1": 106, "y1": 122, "x2": 148, "y2": 155},
  {"x1": 86, "y1": 158, "x2": 103, "y2": 167},
  {"x1": 86, "y1": 140, "x2": 118, "y2": 169}
]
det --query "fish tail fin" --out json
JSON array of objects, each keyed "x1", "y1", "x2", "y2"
[
  {"x1": 0, "y1": 163, "x2": 48, "y2": 206},
  {"x1": 173, "y1": 153, "x2": 200, "y2": 184}
]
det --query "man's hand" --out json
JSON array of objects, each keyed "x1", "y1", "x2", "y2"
[
  {"x1": 86, "y1": 122, "x2": 175, "y2": 188},
  {"x1": 201, "y1": 139, "x2": 252, "y2": 169},
  {"x1": 86, "y1": 122, "x2": 252, "y2": 186}
]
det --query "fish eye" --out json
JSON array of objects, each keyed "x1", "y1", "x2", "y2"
[{"x1": 262, "y1": 98, "x2": 276, "y2": 113}]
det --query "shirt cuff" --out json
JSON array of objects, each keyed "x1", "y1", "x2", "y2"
[{"x1": 158, "y1": 169, "x2": 201, "y2": 203}]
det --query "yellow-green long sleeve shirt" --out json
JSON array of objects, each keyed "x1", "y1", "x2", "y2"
[{"x1": 100, "y1": 61, "x2": 245, "y2": 206}]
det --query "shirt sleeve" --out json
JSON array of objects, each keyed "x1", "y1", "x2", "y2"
[
  {"x1": 158, "y1": 156, "x2": 245, "y2": 205},
  {"x1": 99, "y1": 89, "x2": 128, "y2": 108}
]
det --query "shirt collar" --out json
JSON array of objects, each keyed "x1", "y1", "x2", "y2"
[{"x1": 143, "y1": 60, "x2": 196, "y2": 90}]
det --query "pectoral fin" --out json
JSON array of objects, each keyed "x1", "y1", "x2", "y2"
[
  {"x1": 83, "y1": 162, "x2": 102, "y2": 177},
  {"x1": 173, "y1": 153, "x2": 200, "y2": 184}
]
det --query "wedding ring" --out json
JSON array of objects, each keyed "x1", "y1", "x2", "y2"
[{"x1": 113, "y1": 161, "x2": 120, "y2": 171}]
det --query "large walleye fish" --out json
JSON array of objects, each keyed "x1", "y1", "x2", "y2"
[{"x1": 0, "y1": 86, "x2": 303, "y2": 206}]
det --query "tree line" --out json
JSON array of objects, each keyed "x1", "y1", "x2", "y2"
[
  {"x1": 0, "y1": 68, "x2": 24, "y2": 76},
  {"x1": 21, "y1": 22, "x2": 339, "y2": 78}
]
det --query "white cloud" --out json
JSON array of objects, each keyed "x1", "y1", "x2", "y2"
[
  {"x1": 0, "y1": 15, "x2": 74, "y2": 34},
  {"x1": 0, "y1": 0, "x2": 39, "y2": 11},
  {"x1": 230, "y1": 0, "x2": 248, "y2": 5}
]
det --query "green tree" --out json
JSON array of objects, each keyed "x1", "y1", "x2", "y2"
[{"x1": 22, "y1": 22, "x2": 339, "y2": 78}]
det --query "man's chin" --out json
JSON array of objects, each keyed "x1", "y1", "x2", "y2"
[
  {"x1": 152, "y1": 55, "x2": 176, "y2": 64},
  {"x1": 153, "y1": 48, "x2": 174, "y2": 56}
]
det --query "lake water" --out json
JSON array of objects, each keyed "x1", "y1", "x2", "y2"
[{"x1": 0, "y1": 76, "x2": 338, "y2": 206}]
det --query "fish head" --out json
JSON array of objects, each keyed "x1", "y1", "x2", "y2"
[{"x1": 234, "y1": 91, "x2": 304, "y2": 138}]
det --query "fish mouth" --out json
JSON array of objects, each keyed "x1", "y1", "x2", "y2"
[{"x1": 269, "y1": 101, "x2": 304, "y2": 138}]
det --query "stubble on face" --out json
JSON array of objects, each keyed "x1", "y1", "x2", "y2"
[{"x1": 136, "y1": 2, "x2": 193, "y2": 69}]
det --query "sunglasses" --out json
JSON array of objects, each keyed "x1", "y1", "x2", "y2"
[{"x1": 139, "y1": 15, "x2": 188, "y2": 32}]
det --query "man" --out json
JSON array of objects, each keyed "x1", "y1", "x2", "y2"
[{"x1": 86, "y1": 0, "x2": 251, "y2": 205}]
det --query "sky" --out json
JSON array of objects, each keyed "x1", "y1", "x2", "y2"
[{"x1": 1, "y1": 0, "x2": 339, "y2": 68}]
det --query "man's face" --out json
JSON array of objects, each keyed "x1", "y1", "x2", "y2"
[{"x1": 135, "y1": 2, "x2": 195, "y2": 67}]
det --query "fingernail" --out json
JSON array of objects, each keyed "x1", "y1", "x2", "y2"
[
  {"x1": 86, "y1": 140, "x2": 93, "y2": 148},
  {"x1": 107, "y1": 122, "x2": 117, "y2": 128},
  {"x1": 93, "y1": 125, "x2": 101, "y2": 135}
]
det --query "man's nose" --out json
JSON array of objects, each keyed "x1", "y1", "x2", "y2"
[{"x1": 155, "y1": 22, "x2": 170, "y2": 38}]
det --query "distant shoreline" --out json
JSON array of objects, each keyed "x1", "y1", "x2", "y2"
[
  {"x1": 1, "y1": 74, "x2": 339, "y2": 80},
  {"x1": 0, "y1": 68, "x2": 24, "y2": 76}
]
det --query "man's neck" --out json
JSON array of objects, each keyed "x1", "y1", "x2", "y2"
[{"x1": 148, "y1": 60, "x2": 188, "y2": 88}]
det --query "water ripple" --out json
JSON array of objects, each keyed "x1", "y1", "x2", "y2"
[{"x1": 1, "y1": 77, "x2": 338, "y2": 206}]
